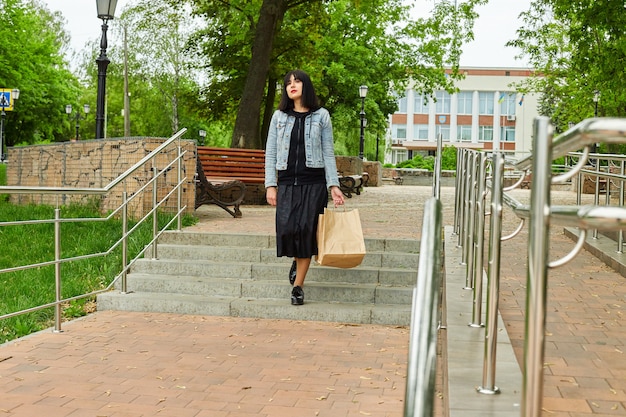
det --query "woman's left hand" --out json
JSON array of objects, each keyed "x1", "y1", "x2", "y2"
[{"x1": 330, "y1": 186, "x2": 345, "y2": 207}]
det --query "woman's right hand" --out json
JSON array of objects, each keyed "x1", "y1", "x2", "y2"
[{"x1": 266, "y1": 187, "x2": 277, "y2": 206}]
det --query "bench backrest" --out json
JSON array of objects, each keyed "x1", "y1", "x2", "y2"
[{"x1": 197, "y1": 146, "x2": 265, "y2": 183}]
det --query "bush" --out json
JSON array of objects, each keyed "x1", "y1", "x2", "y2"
[
  {"x1": 396, "y1": 154, "x2": 435, "y2": 170},
  {"x1": 391, "y1": 145, "x2": 458, "y2": 172}
]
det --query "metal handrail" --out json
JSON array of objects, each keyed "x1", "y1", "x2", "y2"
[
  {"x1": 403, "y1": 133, "x2": 446, "y2": 416},
  {"x1": 0, "y1": 129, "x2": 189, "y2": 334},
  {"x1": 453, "y1": 116, "x2": 626, "y2": 417},
  {"x1": 515, "y1": 117, "x2": 626, "y2": 171},
  {"x1": 403, "y1": 197, "x2": 443, "y2": 417}
]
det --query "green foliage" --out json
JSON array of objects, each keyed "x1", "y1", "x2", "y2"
[
  {"x1": 440, "y1": 146, "x2": 458, "y2": 171},
  {"x1": 397, "y1": 154, "x2": 435, "y2": 171},
  {"x1": 0, "y1": 0, "x2": 81, "y2": 144},
  {"x1": 389, "y1": 146, "x2": 457, "y2": 171},
  {"x1": 0, "y1": 201, "x2": 196, "y2": 343},
  {"x1": 188, "y1": 0, "x2": 487, "y2": 149},
  {"x1": 508, "y1": 0, "x2": 626, "y2": 132}
]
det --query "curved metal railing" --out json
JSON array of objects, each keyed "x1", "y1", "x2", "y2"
[{"x1": 454, "y1": 116, "x2": 626, "y2": 416}]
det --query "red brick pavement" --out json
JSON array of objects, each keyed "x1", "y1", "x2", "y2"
[
  {"x1": 1, "y1": 312, "x2": 410, "y2": 417},
  {"x1": 498, "y1": 219, "x2": 626, "y2": 416}
]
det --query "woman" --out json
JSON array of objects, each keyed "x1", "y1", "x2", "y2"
[{"x1": 265, "y1": 69, "x2": 345, "y2": 305}]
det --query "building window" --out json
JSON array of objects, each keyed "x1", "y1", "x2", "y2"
[
  {"x1": 499, "y1": 93, "x2": 517, "y2": 116},
  {"x1": 457, "y1": 92, "x2": 473, "y2": 115},
  {"x1": 434, "y1": 91, "x2": 451, "y2": 114},
  {"x1": 413, "y1": 93, "x2": 430, "y2": 114},
  {"x1": 397, "y1": 96, "x2": 407, "y2": 113},
  {"x1": 413, "y1": 124, "x2": 429, "y2": 140},
  {"x1": 479, "y1": 125, "x2": 493, "y2": 142},
  {"x1": 393, "y1": 149, "x2": 409, "y2": 165},
  {"x1": 457, "y1": 125, "x2": 472, "y2": 142},
  {"x1": 435, "y1": 125, "x2": 450, "y2": 140},
  {"x1": 392, "y1": 124, "x2": 406, "y2": 139},
  {"x1": 479, "y1": 92, "x2": 494, "y2": 115},
  {"x1": 502, "y1": 126, "x2": 516, "y2": 142}
]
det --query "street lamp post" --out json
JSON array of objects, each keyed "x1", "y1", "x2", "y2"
[
  {"x1": 359, "y1": 85, "x2": 368, "y2": 160},
  {"x1": 592, "y1": 90, "x2": 600, "y2": 154},
  {"x1": 0, "y1": 88, "x2": 20, "y2": 162},
  {"x1": 66, "y1": 104, "x2": 90, "y2": 141},
  {"x1": 95, "y1": 0, "x2": 118, "y2": 139},
  {"x1": 375, "y1": 134, "x2": 380, "y2": 162},
  {"x1": 199, "y1": 130, "x2": 207, "y2": 146}
]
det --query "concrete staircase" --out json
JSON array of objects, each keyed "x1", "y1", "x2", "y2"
[{"x1": 97, "y1": 231, "x2": 419, "y2": 325}]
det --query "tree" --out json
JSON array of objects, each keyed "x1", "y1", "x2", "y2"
[
  {"x1": 190, "y1": 0, "x2": 487, "y2": 150},
  {"x1": 0, "y1": 0, "x2": 80, "y2": 145},
  {"x1": 73, "y1": 0, "x2": 209, "y2": 140},
  {"x1": 508, "y1": 0, "x2": 626, "y2": 134}
]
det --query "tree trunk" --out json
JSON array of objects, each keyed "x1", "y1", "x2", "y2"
[
  {"x1": 260, "y1": 75, "x2": 278, "y2": 149},
  {"x1": 230, "y1": 0, "x2": 288, "y2": 149}
]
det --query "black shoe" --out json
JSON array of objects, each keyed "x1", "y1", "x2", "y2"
[
  {"x1": 291, "y1": 286, "x2": 304, "y2": 305},
  {"x1": 289, "y1": 260, "x2": 297, "y2": 285}
]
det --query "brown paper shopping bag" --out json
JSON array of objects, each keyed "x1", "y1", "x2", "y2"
[{"x1": 316, "y1": 207, "x2": 366, "y2": 268}]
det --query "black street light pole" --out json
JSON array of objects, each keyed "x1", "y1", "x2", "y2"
[
  {"x1": 358, "y1": 85, "x2": 368, "y2": 160},
  {"x1": 0, "y1": 88, "x2": 20, "y2": 162},
  {"x1": 66, "y1": 104, "x2": 90, "y2": 141},
  {"x1": 0, "y1": 95, "x2": 7, "y2": 162},
  {"x1": 95, "y1": 0, "x2": 118, "y2": 139},
  {"x1": 375, "y1": 134, "x2": 379, "y2": 162},
  {"x1": 592, "y1": 90, "x2": 600, "y2": 154}
]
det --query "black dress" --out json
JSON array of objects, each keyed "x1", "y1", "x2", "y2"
[{"x1": 275, "y1": 110, "x2": 328, "y2": 258}]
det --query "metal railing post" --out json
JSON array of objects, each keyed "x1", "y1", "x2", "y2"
[
  {"x1": 433, "y1": 133, "x2": 443, "y2": 199},
  {"x1": 177, "y1": 144, "x2": 183, "y2": 231},
  {"x1": 593, "y1": 162, "x2": 601, "y2": 239},
  {"x1": 53, "y1": 208, "x2": 62, "y2": 333},
  {"x1": 121, "y1": 190, "x2": 128, "y2": 293},
  {"x1": 522, "y1": 116, "x2": 553, "y2": 417},
  {"x1": 151, "y1": 164, "x2": 159, "y2": 259},
  {"x1": 617, "y1": 160, "x2": 624, "y2": 253},
  {"x1": 478, "y1": 151, "x2": 504, "y2": 394},
  {"x1": 464, "y1": 151, "x2": 478, "y2": 289},
  {"x1": 453, "y1": 149, "x2": 463, "y2": 235},
  {"x1": 470, "y1": 152, "x2": 487, "y2": 327},
  {"x1": 459, "y1": 150, "x2": 470, "y2": 248}
]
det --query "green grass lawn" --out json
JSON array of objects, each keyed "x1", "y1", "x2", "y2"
[{"x1": 0, "y1": 163, "x2": 196, "y2": 342}]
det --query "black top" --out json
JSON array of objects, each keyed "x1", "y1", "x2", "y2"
[{"x1": 278, "y1": 110, "x2": 326, "y2": 186}]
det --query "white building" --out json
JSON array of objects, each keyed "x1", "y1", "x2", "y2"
[{"x1": 386, "y1": 67, "x2": 540, "y2": 164}]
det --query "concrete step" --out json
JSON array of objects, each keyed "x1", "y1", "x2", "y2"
[
  {"x1": 122, "y1": 273, "x2": 413, "y2": 305},
  {"x1": 153, "y1": 244, "x2": 420, "y2": 269},
  {"x1": 96, "y1": 292, "x2": 411, "y2": 326},
  {"x1": 97, "y1": 231, "x2": 419, "y2": 325},
  {"x1": 129, "y1": 258, "x2": 418, "y2": 286},
  {"x1": 157, "y1": 231, "x2": 420, "y2": 253}
]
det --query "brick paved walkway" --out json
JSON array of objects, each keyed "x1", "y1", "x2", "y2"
[
  {"x1": 1, "y1": 313, "x2": 409, "y2": 417},
  {"x1": 1, "y1": 185, "x2": 625, "y2": 416}
]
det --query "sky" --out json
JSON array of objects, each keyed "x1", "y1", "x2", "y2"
[{"x1": 44, "y1": 0, "x2": 532, "y2": 68}]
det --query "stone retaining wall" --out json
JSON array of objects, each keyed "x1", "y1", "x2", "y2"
[
  {"x1": 6, "y1": 138, "x2": 197, "y2": 217},
  {"x1": 382, "y1": 168, "x2": 456, "y2": 186}
]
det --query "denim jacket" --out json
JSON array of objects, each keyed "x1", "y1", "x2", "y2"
[{"x1": 264, "y1": 107, "x2": 340, "y2": 189}]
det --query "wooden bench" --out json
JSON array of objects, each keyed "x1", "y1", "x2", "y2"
[
  {"x1": 195, "y1": 146, "x2": 266, "y2": 218},
  {"x1": 339, "y1": 172, "x2": 369, "y2": 198}
]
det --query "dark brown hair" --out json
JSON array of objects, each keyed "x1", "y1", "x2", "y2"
[{"x1": 277, "y1": 69, "x2": 320, "y2": 112}]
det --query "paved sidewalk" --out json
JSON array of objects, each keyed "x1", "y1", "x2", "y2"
[
  {"x1": 1, "y1": 313, "x2": 408, "y2": 417},
  {"x1": 0, "y1": 185, "x2": 625, "y2": 417}
]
